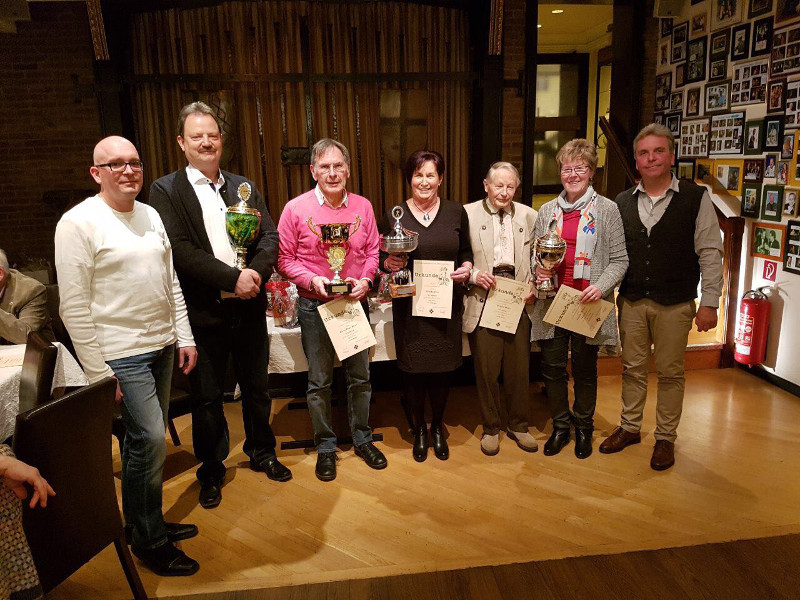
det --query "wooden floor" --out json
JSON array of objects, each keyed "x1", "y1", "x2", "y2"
[{"x1": 47, "y1": 367, "x2": 800, "y2": 599}]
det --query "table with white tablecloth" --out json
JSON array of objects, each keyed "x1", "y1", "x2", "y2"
[{"x1": 0, "y1": 343, "x2": 89, "y2": 441}]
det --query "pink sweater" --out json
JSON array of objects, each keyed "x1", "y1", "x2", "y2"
[{"x1": 277, "y1": 189, "x2": 380, "y2": 300}]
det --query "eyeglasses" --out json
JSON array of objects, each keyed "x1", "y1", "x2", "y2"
[
  {"x1": 315, "y1": 163, "x2": 347, "y2": 175},
  {"x1": 560, "y1": 165, "x2": 590, "y2": 176},
  {"x1": 94, "y1": 160, "x2": 144, "y2": 173}
]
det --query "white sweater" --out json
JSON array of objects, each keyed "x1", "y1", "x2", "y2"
[{"x1": 55, "y1": 195, "x2": 194, "y2": 382}]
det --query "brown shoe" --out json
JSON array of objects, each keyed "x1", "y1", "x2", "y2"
[
  {"x1": 598, "y1": 426, "x2": 641, "y2": 454},
  {"x1": 650, "y1": 440, "x2": 675, "y2": 471}
]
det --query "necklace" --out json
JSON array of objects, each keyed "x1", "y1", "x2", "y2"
[{"x1": 411, "y1": 197, "x2": 438, "y2": 221}]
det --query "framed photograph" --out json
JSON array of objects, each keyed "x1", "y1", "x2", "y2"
[
  {"x1": 790, "y1": 130, "x2": 800, "y2": 185},
  {"x1": 685, "y1": 86, "x2": 702, "y2": 117},
  {"x1": 711, "y1": 0, "x2": 744, "y2": 31},
  {"x1": 744, "y1": 120, "x2": 764, "y2": 155},
  {"x1": 680, "y1": 117, "x2": 711, "y2": 157},
  {"x1": 661, "y1": 18, "x2": 674, "y2": 38},
  {"x1": 751, "y1": 16, "x2": 774, "y2": 57},
  {"x1": 672, "y1": 21, "x2": 689, "y2": 63},
  {"x1": 752, "y1": 222, "x2": 786, "y2": 260},
  {"x1": 783, "y1": 219, "x2": 800, "y2": 274},
  {"x1": 764, "y1": 153, "x2": 779, "y2": 178},
  {"x1": 714, "y1": 159, "x2": 744, "y2": 194},
  {"x1": 665, "y1": 112, "x2": 682, "y2": 137},
  {"x1": 777, "y1": 160, "x2": 790, "y2": 184},
  {"x1": 659, "y1": 39, "x2": 671, "y2": 70},
  {"x1": 686, "y1": 36, "x2": 708, "y2": 83},
  {"x1": 731, "y1": 58, "x2": 769, "y2": 106},
  {"x1": 784, "y1": 80, "x2": 800, "y2": 127},
  {"x1": 741, "y1": 183, "x2": 762, "y2": 216},
  {"x1": 770, "y1": 22, "x2": 800, "y2": 77},
  {"x1": 710, "y1": 56, "x2": 728, "y2": 81},
  {"x1": 781, "y1": 131, "x2": 795, "y2": 158},
  {"x1": 675, "y1": 62, "x2": 687, "y2": 88},
  {"x1": 775, "y1": 0, "x2": 800, "y2": 26},
  {"x1": 691, "y1": 12, "x2": 708, "y2": 37},
  {"x1": 655, "y1": 72, "x2": 673, "y2": 112},
  {"x1": 711, "y1": 29, "x2": 731, "y2": 58},
  {"x1": 767, "y1": 79, "x2": 787, "y2": 113},
  {"x1": 744, "y1": 158, "x2": 765, "y2": 182},
  {"x1": 678, "y1": 159, "x2": 696, "y2": 180},
  {"x1": 763, "y1": 116, "x2": 784, "y2": 151},
  {"x1": 654, "y1": 112, "x2": 665, "y2": 126},
  {"x1": 705, "y1": 79, "x2": 732, "y2": 113},
  {"x1": 709, "y1": 111, "x2": 745, "y2": 155},
  {"x1": 731, "y1": 23, "x2": 751, "y2": 61},
  {"x1": 670, "y1": 91, "x2": 684, "y2": 112},
  {"x1": 748, "y1": 0, "x2": 774, "y2": 19},
  {"x1": 696, "y1": 158, "x2": 716, "y2": 185},
  {"x1": 782, "y1": 187, "x2": 799, "y2": 216},
  {"x1": 761, "y1": 185, "x2": 784, "y2": 221}
]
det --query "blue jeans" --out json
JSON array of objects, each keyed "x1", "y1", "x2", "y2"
[
  {"x1": 298, "y1": 297, "x2": 373, "y2": 453},
  {"x1": 107, "y1": 344, "x2": 174, "y2": 550},
  {"x1": 539, "y1": 326, "x2": 598, "y2": 431}
]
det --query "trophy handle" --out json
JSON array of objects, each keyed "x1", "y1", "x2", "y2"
[
  {"x1": 306, "y1": 216, "x2": 322, "y2": 240},
  {"x1": 350, "y1": 214, "x2": 361, "y2": 236}
]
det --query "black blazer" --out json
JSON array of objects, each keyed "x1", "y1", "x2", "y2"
[{"x1": 149, "y1": 168, "x2": 279, "y2": 328}]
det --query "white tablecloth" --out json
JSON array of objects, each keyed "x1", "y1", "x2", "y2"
[{"x1": 0, "y1": 343, "x2": 89, "y2": 440}]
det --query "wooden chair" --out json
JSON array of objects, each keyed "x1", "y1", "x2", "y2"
[
  {"x1": 17, "y1": 331, "x2": 58, "y2": 414},
  {"x1": 12, "y1": 378, "x2": 148, "y2": 599}
]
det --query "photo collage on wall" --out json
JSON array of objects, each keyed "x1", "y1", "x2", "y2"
[{"x1": 656, "y1": 1, "x2": 800, "y2": 274}]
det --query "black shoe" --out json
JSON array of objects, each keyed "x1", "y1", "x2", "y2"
[
  {"x1": 125, "y1": 522, "x2": 199, "y2": 545},
  {"x1": 251, "y1": 455, "x2": 293, "y2": 482},
  {"x1": 132, "y1": 541, "x2": 199, "y2": 577},
  {"x1": 574, "y1": 428, "x2": 593, "y2": 459},
  {"x1": 543, "y1": 428, "x2": 571, "y2": 456},
  {"x1": 413, "y1": 425, "x2": 429, "y2": 462},
  {"x1": 315, "y1": 452, "x2": 338, "y2": 481},
  {"x1": 198, "y1": 477, "x2": 223, "y2": 509},
  {"x1": 354, "y1": 442, "x2": 388, "y2": 470},
  {"x1": 430, "y1": 425, "x2": 449, "y2": 461}
]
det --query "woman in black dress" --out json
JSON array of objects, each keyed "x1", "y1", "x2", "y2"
[{"x1": 381, "y1": 150, "x2": 473, "y2": 462}]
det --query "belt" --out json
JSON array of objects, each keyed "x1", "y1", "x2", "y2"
[{"x1": 492, "y1": 266, "x2": 515, "y2": 279}]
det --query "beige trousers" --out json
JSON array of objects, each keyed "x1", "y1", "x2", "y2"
[{"x1": 618, "y1": 297, "x2": 696, "y2": 442}]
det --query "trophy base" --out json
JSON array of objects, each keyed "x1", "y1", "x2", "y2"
[
  {"x1": 389, "y1": 282, "x2": 416, "y2": 298},
  {"x1": 536, "y1": 289, "x2": 557, "y2": 300},
  {"x1": 325, "y1": 281, "x2": 352, "y2": 295}
]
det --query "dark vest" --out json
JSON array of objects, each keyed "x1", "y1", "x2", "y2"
[{"x1": 615, "y1": 182, "x2": 703, "y2": 306}]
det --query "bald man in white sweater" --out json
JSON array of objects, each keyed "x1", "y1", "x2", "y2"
[{"x1": 55, "y1": 136, "x2": 200, "y2": 577}]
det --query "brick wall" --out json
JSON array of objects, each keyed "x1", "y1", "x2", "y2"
[
  {"x1": 501, "y1": 0, "x2": 526, "y2": 171},
  {"x1": 0, "y1": 3, "x2": 101, "y2": 270}
]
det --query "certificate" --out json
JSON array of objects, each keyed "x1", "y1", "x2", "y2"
[
  {"x1": 412, "y1": 260, "x2": 454, "y2": 319},
  {"x1": 542, "y1": 285, "x2": 614, "y2": 338},
  {"x1": 478, "y1": 277, "x2": 530, "y2": 334},
  {"x1": 317, "y1": 297, "x2": 377, "y2": 361}
]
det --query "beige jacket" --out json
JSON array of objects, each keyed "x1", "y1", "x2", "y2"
[
  {"x1": 0, "y1": 269, "x2": 54, "y2": 344},
  {"x1": 462, "y1": 200, "x2": 537, "y2": 333}
]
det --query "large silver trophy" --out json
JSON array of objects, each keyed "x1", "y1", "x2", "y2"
[
  {"x1": 534, "y1": 227, "x2": 567, "y2": 299},
  {"x1": 225, "y1": 182, "x2": 261, "y2": 270},
  {"x1": 307, "y1": 216, "x2": 362, "y2": 295},
  {"x1": 379, "y1": 206, "x2": 419, "y2": 297}
]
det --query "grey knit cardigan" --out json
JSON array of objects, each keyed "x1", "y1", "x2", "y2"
[{"x1": 529, "y1": 193, "x2": 629, "y2": 346}]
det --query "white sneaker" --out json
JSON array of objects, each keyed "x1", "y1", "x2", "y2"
[
  {"x1": 507, "y1": 430, "x2": 539, "y2": 453},
  {"x1": 480, "y1": 433, "x2": 500, "y2": 456}
]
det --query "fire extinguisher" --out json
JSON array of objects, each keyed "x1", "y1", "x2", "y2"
[{"x1": 734, "y1": 287, "x2": 771, "y2": 366}]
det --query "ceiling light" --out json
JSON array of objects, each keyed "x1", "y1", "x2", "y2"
[{"x1": 552, "y1": 9, "x2": 564, "y2": 14}]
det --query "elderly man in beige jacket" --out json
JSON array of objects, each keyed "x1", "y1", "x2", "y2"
[{"x1": 463, "y1": 162, "x2": 538, "y2": 456}]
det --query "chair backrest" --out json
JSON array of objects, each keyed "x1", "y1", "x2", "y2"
[
  {"x1": 44, "y1": 284, "x2": 76, "y2": 359},
  {"x1": 18, "y1": 331, "x2": 58, "y2": 414},
  {"x1": 12, "y1": 378, "x2": 121, "y2": 594}
]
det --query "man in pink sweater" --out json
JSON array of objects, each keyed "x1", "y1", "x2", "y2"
[{"x1": 277, "y1": 139, "x2": 386, "y2": 481}]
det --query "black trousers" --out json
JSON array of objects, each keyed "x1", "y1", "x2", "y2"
[{"x1": 189, "y1": 300, "x2": 276, "y2": 482}]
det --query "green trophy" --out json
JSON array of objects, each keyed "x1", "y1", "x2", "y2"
[{"x1": 225, "y1": 182, "x2": 261, "y2": 270}]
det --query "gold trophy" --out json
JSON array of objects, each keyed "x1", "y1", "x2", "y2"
[
  {"x1": 307, "y1": 215, "x2": 361, "y2": 294},
  {"x1": 225, "y1": 182, "x2": 261, "y2": 270},
  {"x1": 534, "y1": 228, "x2": 567, "y2": 299},
  {"x1": 379, "y1": 205, "x2": 419, "y2": 297}
]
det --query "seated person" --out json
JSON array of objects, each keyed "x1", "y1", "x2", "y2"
[{"x1": 0, "y1": 249, "x2": 55, "y2": 345}]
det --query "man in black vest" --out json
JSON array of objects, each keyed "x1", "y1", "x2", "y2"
[
  {"x1": 149, "y1": 102, "x2": 291, "y2": 509},
  {"x1": 599, "y1": 124, "x2": 723, "y2": 471}
]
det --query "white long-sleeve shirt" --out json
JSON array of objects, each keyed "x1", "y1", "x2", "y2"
[{"x1": 55, "y1": 195, "x2": 194, "y2": 382}]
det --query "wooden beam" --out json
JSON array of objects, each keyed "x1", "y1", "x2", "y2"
[{"x1": 85, "y1": 0, "x2": 109, "y2": 60}]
